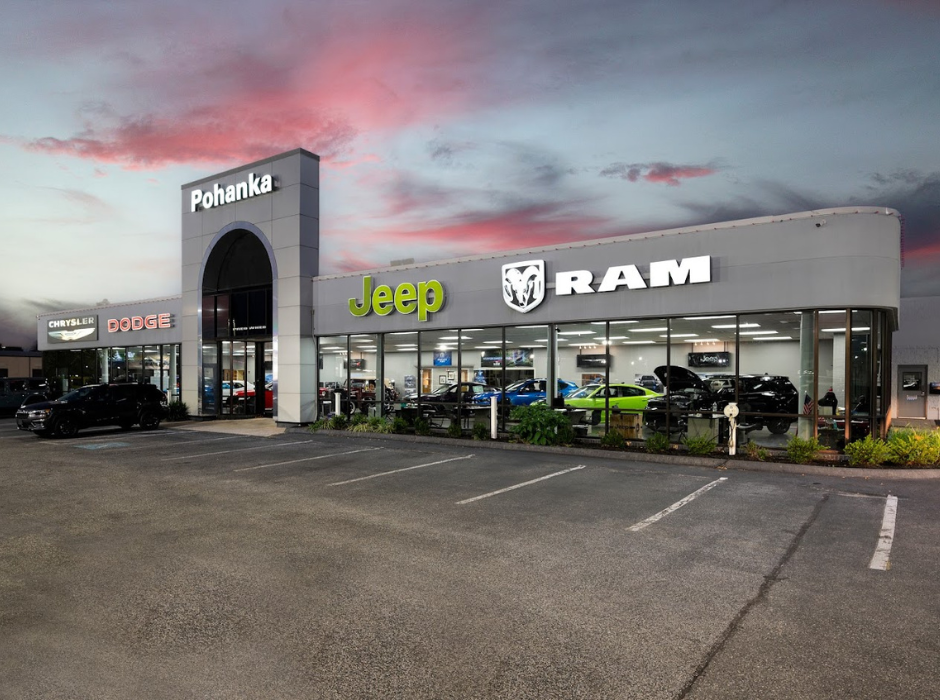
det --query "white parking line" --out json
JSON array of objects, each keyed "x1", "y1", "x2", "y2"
[
  {"x1": 161, "y1": 439, "x2": 315, "y2": 461},
  {"x1": 869, "y1": 495, "x2": 899, "y2": 571},
  {"x1": 628, "y1": 477, "x2": 728, "y2": 531},
  {"x1": 233, "y1": 447, "x2": 383, "y2": 472},
  {"x1": 456, "y1": 465, "x2": 586, "y2": 505},
  {"x1": 329, "y1": 455, "x2": 474, "y2": 486}
]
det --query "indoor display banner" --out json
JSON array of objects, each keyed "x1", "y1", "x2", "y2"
[
  {"x1": 47, "y1": 316, "x2": 98, "y2": 344},
  {"x1": 688, "y1": 351, "x2": 731, "y2": 368},
  {"x1": 480, "y1": 348, "x2": 534, "y2": 368},
  {"x1": 577, "y1": 354, "x2": 609, "y2": 369}
]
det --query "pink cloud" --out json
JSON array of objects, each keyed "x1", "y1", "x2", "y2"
[
  {"x1": 323, "y1": 203, "x2": 633, "y2": 273},
  {"x1": 600, "y1": 161, "x2": 718, "y2": 186},
  {"x1": 11, "y1": 8, "x2": 488, "y2": 170}
]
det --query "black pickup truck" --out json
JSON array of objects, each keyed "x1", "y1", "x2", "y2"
[{"x1": 16, "y1": 383, "x2": 168, "y2": 438}]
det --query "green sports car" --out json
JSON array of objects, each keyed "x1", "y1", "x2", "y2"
[{"x1": 564, "y1": 383, "x2": 663, "y2": 425}]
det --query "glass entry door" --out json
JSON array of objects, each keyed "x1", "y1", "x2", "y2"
[{"x1": 212, "y1": 340, "x2": 266, "y2": 416}]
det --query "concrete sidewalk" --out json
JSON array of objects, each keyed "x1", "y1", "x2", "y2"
[{"x1": 168, "y1": 417, "x2": 286, "y2": 438}]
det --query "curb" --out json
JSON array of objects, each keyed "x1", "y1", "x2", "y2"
[{"x1": 289, "y1": 428, "x2": 940, "y2": 480}]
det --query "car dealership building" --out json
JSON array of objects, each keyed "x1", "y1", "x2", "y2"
[{"x1": 37, "y1": 148, "x2": 911, "y2": 447}]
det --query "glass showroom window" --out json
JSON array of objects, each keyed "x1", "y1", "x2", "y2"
[
  {"x1": 736, "y1": 312, "x2": 805, "y2": 446},
  {"x1": 463, "y1": 326, "x2": 504, "y2": 428},
  {"x1": 317, "y1": 335, "x2": 348, "y2": 417},
  {"x1": 420, "y1": 328, "x2": 461, "y2": 428},
  {"x1": 164, "y1": 344, "x2": 181, "y2": 400},
  {"x1": 504, "y1": 324, "x2": 551, "y2": 422},
  {"x1": 609, "y1": 318, "x2": 668, "y2": 436},
  {"x1": 347, "y1": 334, "x2": 380, "y2": 416},
  {"x1": 110, "y1": 347, "x2": 127, "y2": 383},
  {"x1": 848, "y1": 310, "x2": 874, "y2": 442},
  {"x1": 201, "y1": 342, "x2": 218, "y2": 415},
  {"x1": 96, "y1": 348, "x2": 109, "y2": 385},
  {"x1": 384, "y1": 331, "x2": 418, "y2": 418},
  {"x1": 555, "y1": 321, "x2": 609, "y2": 433},
  {"x1": 666, "y1": 315, "x2": 732, "y2": 444}
]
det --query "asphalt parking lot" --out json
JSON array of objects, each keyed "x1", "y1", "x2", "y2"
[{"x1": 1, "y1": 418, "x2": 938, "y2": 699}]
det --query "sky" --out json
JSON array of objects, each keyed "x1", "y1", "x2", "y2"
[{"x1": 1, "y1": 0, "x2": 939, "y2": 348}]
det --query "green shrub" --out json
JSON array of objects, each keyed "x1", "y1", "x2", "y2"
[
  {"x1": 509, "y1": 404, "x2": 575, "y2": 446},
  {"x1": 600, "y1": 429, "x2": 626, "y2": 449},
  {"x1": 887, "y1": 428, "x2": 940, "y2": 466},
  {"x1": 390, "y1": 417, "x2": 409, "y2": 434},
  {"x1": 446, "y1": 420, "x2": 463, "y2": 438},
  {"x1": 645, "y1": 432, "x2": 670, "y2": 454},
  {"x1": 367, "y1": 416, "x2": 385, "y2": 431},
  {"x1": 349, "y1": 422, "x2": 372, "y2": 433},
  {"x1": 349, "y1": 413, "x2": 369, "y2": 426},
  {"x1": 683, "y1": 434, "x2": 716, "y2": 456},
  {"x1": 327, "y1": 414, "x2": 348, "y2": 431},
  {"x1": 308, "y1": 418, "x2": 329, "y2": 432},
  {"x1": 785, "y1": 435, "x2": 822, "y2": 464},
  {"x1": 844, "y1": 433, "x2": 891, "y2": 467},
  {"x1": 167, "y1": 400, "x2": 189, "y2": 421},
  {"x1": 414, "y1": 418, "x2": 431, "y2": 436},
  {"x1": 472, "y1": 422, "x2": 490, "y2": 441},
  {"x1": 743, "y1": 440, "x2": 769, "y2": 461}
]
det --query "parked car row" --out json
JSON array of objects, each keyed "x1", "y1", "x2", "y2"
[
  {"x1": 643, "y1": 366, "x2": 799, "y2": 434},
  {"x1": 15, "y1": 383, "x2": 168, "y2": 438}
]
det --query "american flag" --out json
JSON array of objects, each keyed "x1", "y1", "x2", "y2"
[{"x1": 803, "y1": 394, "x2": 815, "y2": 415}]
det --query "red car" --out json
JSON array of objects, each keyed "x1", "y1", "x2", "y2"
[{"x1": 234, "y1": 382, "x2": 273, "y2": 411}]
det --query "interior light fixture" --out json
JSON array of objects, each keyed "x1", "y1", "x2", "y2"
[
  {"x1": 712, "y1": 323, "x2": 760, "y2": 329},
  {"x1": 558, "y1": 330, "x2": 595, "y2": 335},
  {"x1": 633, "y1": 327, "x2": 668, "y2": 333},
  {"x1": 660, "y1": 333, "x2": 698, "y2": 338},
  {"x1": 681, "y1": 315, "x2": 735, "y2": 320},
  {"x1": 753, "y1": 336, "x2": 794, "y2": 341},
  {"x1": 622, "y1": 340, "x2": 656, "y2": 345},
  {"x1": 739, "y1": 330, "x2": 778, "y2": 335},
  {"x1": 685, "y1": 338, "x2": 719, "y2": 343},
  {"x1": 822, "y1": 327, "x2": 870, "y2": 332}
]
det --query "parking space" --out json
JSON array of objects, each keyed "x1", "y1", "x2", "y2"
[{"x1": 1, "y1": 418, "x2": 938, "y2": 698}]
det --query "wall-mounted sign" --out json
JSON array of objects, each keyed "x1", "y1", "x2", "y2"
[
  {"x1": 190, "y1": 172, "x2": 275, "y2": 212},
  {"x1": 107, "y1": 313, "x2": 174, "y2": 333},
  {"x1": 688, "y1": 351, "x2": 731, "y2": 368},
  {"x1": 349, "y1": 275, "x2": 445, "y2": 322},
  {"x1": 433, "y1": 351, "x2": 452, "y2": 367},
  {"x1": 481, "y1": 349, "x2": 535, "y2": 368},
  {"x1": 501, "y1": 255, "x2": 712, "y2": 313},
  {"x1": 577, "y1": 354, "x2": 609, "y2": 369},
  {"x1": 47, "y1": 316, "x2": 98, "y2": 343}
]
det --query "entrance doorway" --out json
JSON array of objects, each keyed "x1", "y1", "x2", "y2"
[
  {"x1": 212, "y1": 340, "x2": 271, "y2": 417},
  {"x1": 897, "y1": 365, "x2": 927, "y2": 419}
]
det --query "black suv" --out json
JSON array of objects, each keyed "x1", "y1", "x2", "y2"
[
  {"x1": 16, "y1": 383, "x2": 168, "y2": 438},
  {"x1": 0, "y1": 377, "x2": 51, "y2": 416},
  {"x1": 644, "y1": 366, "x2": 799, "y2": 435}
]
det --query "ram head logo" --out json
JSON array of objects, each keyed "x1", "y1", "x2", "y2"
[{"x1": 502, "y1": 260, "x2": 545, "y2": 313}]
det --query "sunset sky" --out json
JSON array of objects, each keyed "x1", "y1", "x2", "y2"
[{"x1": 2, "y1": 0, "x2": 938, "y2": 347}]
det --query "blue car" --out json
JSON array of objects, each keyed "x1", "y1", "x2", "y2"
[{"x1": 473, "y1": 378, "x2": 578, "y2": 407}]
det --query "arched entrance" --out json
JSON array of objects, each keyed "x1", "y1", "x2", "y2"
[{"x1": 199, "y1": 225, "x2": 276, "y2": 417}]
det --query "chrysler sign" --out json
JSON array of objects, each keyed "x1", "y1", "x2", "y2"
[
  {"x1": 47, "y1": 316, "x2": 98, "y2": 343},
  {"x1": 501, "y1": 255, "x2": 711, "y2": 312}
]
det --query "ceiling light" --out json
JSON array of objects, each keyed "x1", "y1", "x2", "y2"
[
  {"x1": 753, "y1": 336, "x2": 794, "y2": 341},
  {"x1": 681, "y1": 315, "x2": 735, "y2": 320},
  {"x1": 740, "y1": 330, "x2": 778, "y2": 335},
  {"x1": 633, "y1": 327, "x2": 668, "y2": 333},
  {"x1": 622, "y1": 340, "x2": 656, "y2": 345},
  {"x1": 685, "y1": 338, "x2": 719, "y2": 343},
  {"x1": 822, "y1": 327, "x2": 870, "y2": 332},
  {"x1": 558, "y1": 330, "x2": 595, "y2": 335},
  {"x1": 712, "y1": 323, "x2": 760, "y2": 329},
  {"x1": 661, "y1": 333, "x2": 698, "y2": 338}
]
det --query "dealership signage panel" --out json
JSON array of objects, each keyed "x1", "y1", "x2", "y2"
[{"x1": 47, "y1": 316, "x2": 98, "y2": 343}]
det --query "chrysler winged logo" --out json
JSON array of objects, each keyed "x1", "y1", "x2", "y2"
[{"x1": 502, "y1": 259, "x2": 545, "y2": 313}]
